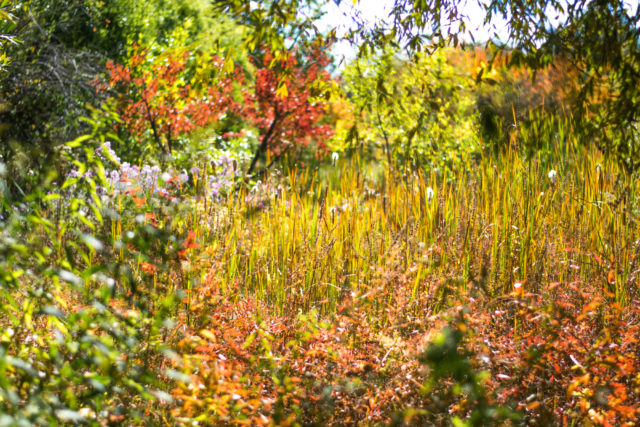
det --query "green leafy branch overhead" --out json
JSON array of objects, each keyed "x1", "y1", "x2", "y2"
[{"x1": 215, "y1": 0, "x2": 640, "y2": 171}]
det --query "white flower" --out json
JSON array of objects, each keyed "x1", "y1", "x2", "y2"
[
  {"x1": 548, "y1": 169, "x2": 557, "y2": 183},
  {"x1": 331, "y1": 152, "x2": 339, "y2": 165},
  {"x1": 426, "y1": 186, "x2": 434, "y2": 202},
  {"x1": 161, "y1": 172, "x2": 172, "y2": 182},
  {"x1": 79, "y1": 408, "x2": 95, "y2": 418}
]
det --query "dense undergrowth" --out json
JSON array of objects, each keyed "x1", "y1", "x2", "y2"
[
  {"x1": 2, "y1": 110, "x2": 639, "y2": 425},
  {"x1": 168, "y1": 117, "x2": 640, "y2": 425},
  {"x1": 2, "y1": 2, "x2": 640, "y2": 424}
]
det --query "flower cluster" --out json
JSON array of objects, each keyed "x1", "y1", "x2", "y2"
[
  {"x1": 189, "y1": 150, "x2": 284, "y2": 209},
  {"x1": 66, "y1": 141, "x2": 284, "y2": 221},
  {"x1": 197, "y1": 156, "x2": 238, "y2": 202},
  {"x1": 73, "y1": 141, "x2": 190, "y2": 209},
  {"x1": 106, "y1": 162, "x2": 188, "y2": 200}
]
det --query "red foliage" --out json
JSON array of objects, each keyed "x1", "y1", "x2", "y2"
[
  {"x1": 461, "y1": 284, "x2": 640, "y2": 426},
  {"x1": 169, "y1": 270, "x2": 430, "y2": 425},
  {"x1": 106, "y1": 44, "x2": 238, "y2": 155},
  {"x1": 243, "y1": 46, "x2": 334, "y2": 175},
  {"x1": 105, "y1": 43, "x2": 333, "y2": 172}
]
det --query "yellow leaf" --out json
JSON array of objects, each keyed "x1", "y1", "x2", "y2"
[
  {"x1": 224, "y1": 54, "x2": 235, "y2": 74},
  {"x1": 199, "y1": 329, "x2": 217, "y2": 343},
  {"x1": 276, "y1": 82, "x2": 289, "y2": 98}
]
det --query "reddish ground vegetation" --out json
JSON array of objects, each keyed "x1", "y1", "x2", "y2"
[{"x1": 162, "y1": 263, "x2": 640, "y2": 426}]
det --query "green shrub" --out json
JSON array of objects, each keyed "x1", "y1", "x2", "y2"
[{"x1": 0, "y1": 110, "x2": 184, "y2": 425}]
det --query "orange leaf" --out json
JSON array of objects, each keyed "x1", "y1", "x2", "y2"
[{"x1": 526, "y1": 401, "x2": 541, "y2": 410}]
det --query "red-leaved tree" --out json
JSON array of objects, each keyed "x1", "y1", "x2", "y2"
[
  {"x1": 243, "y1": 47, "x2": 334, "y2": 176},
  {"x1": 106, "y1": 44, "x2": 238, "y2": 157}
]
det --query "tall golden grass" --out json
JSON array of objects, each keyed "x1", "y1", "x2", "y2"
[{"x1": 184, "y1": 115, "x2": 639, "y2": 318}]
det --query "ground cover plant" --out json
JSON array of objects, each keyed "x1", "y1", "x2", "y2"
[{"x1": 1, "y1": 0, "x2": 640, "y2": 425}]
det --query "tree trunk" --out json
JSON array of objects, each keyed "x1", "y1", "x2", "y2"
[
  {"x1": 142, "y1": 96, "x2": 166, "y2": 156},
  {"x1": 247, "y1": 111, "x2": 281, "y2": 176}
]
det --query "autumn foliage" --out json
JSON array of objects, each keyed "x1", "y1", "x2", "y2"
[
  {"x1": 106, "y1": 43, "x2": 238, "y2": 156},
  {"x1": 7, "y1": 7, "x2": 640, "y2": 424},
  {"x1": 105, "y1": 43, "x2": 333, "y2": 174},
  {"x1": 242, "y1": 46, "x2": 334, "y2": 175}
]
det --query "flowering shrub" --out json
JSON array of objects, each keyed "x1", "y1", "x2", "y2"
[{"x1": 62, "y1": 141, "x2": 190, "y2": 214}]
